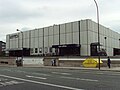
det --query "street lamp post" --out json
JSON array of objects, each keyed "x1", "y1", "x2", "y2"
[
  {"x1": 17, "y1": 29, "x2": 23, "y2": 60},
  {"x1": 93, "y1": 0, "x2": 100, "y2": 70},
  {"x1": 104, "y1": 37, "x2": 107, "y2": 51}
]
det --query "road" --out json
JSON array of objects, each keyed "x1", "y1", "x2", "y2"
[{"x1": 0, "y1": 67, "x2": 120, "y2": 90}]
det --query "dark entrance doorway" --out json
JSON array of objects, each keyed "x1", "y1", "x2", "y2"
[
  {"x1": 9, "y1": 48, "x2": 30, "y2": 57},
  {"x1": 90, "y1": 42, "x2": 107, "y2": 56},
  {"x1": 52, "y1": 44, "x2": 80, "y2": 56},
  {"x1": 113, "y1": 48, "x2": 120, "y2": 56}
]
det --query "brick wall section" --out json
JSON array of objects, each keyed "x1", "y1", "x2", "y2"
[
  {"x1": 44, "y1": 57, "x2": 120, "y2": 67},
  {"x1": 59, "y1": 60, "x2": 83, "y2": 67},
  {"x1": 59, "y1": 60, "x2": 120, "y2": 67},
  {"x1": 0, "y1": 57, "x2": 16, "y2": 65},
  {"x1": 44, "y1": 57, "x2": 59, "y2": 66}
]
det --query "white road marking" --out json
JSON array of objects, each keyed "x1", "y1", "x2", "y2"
[
  {"x1": 26, "y1": 75, "x2": 47, "y2": 80},
  {"x1": 0, "y1": 80, "x2": 24, "y2": 87},
  {"x1": 61, "y1": 76, "x2": 98, "y2": 82},
  {"x1": 0, "y1": 78, "x2": 8, "y2": 81},
  {"x1": 33, "y1": 73, "x2": 51, "y2": 76},
  {"x1": 110, "y1": 74, "x2": 120, "y2": 76},
  {"x1": 52, "y1": 72, "x2": 71, "y2": 75},
  {"x1": 0, "y1": 74, "x2": 84, "y2": 90}
]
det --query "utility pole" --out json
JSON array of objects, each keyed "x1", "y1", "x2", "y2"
[{"x1": 94, "y1": 0, "x2": 100, "y2": 70}]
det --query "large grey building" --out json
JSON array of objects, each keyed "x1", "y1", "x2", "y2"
[{"x1": 6, "y1": 19, "x2": 120, "y2": 57}]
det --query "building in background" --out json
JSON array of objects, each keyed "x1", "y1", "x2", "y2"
[
  {"x1": 0, "y1": 41, "x2": 6, "y2": 56},
  {"x1": 6, "y1": 19, "x2": 120, "y2": 57}
]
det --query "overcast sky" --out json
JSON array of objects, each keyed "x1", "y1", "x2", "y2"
[{"x1": 0, "y1": 0, "x2": 120, "y2": 41}]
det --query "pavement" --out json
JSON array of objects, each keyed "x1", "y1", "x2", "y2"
[{"x1": 1, "y1": 64, "x2": 120, "y2": 72}]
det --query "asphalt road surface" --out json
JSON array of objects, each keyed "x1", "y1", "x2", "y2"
[{"x1": 0, "y1": 67, "x2": 120, "y2": 90}]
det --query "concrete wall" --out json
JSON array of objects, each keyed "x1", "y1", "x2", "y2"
[
  {"x1": 43, "y1": 57, "x2": 120, "y2": 67},
  {"x1": 0, "y1": 57, "x2": 16, "y2": 65},
  {"x1": 43, "y1": 57, "x2": 59, "y2": 66},
  {"x1": 23, "y1": 57, "x2": 44, "y2": 66}
]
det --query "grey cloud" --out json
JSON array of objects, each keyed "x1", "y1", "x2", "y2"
[
  {"x1": 0, "y1": 0, "x2": 45, "y2": 23},
  {"x1": 0, "y1": 0, "x2": 120, "y2": 41}
]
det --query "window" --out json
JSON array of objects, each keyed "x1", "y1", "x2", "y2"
[
  {"x1": 39, "y1": 48, "x2": 42, "y2": 53},
  {"x1": 35, "y1": 48, "x2": 38, "y2": 53},
  {"x1": 45, "y1": 47, "x2": 48, "y2": 53}
]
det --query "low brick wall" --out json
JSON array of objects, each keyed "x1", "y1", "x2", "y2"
[
  {"x1": 59, "y1": 60, "x2": 120, "y2": 67},
  {"x1": 59, "y1": 60, "x2": 83, "y2": 67},
  {"x1": 0, "y1": 57, "x2": 16, "y2": 65},
  {"x1": 44, "y1": 57, "x2": 59, "y2": 66}
]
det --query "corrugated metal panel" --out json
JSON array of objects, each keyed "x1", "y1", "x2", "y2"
[
  {"x1": 88, "y1": 31, "x2": 93, "y2": 45},
  {"x1": 60, "y1": 24, "x2": 65, "y2": 34},
  {"x1": 39, "y1": 36, "x2": 43, "y2": 47},
  {"x1": 34, "y1": 29, "x2": 39, "y2": 37},
  {"x1": 54, "y1": 25, "x2": 59, "y2": 35},
  {"x1": 110, "y1": 29, "x2": 114, "y2": 38},
  {"x1": 24, "y1": 31, "x2": 29, "y2": 39},
  {"x1": 81, "y1": 20, "x2": 87, "y2": 31},
  {"x1": 44, "y1": 27, "x2": 49, "y2": 36},
  {"x1": 101, "y1": 35, "x2": 106, "y2": 46},
  {"x1": 6, "y1": 41, "x2": 9, "y2": 49},
  {"x1": 102, "y1": 27, "x2": 106, "y2": 35},
  {"x1": 66, "y1": 23, "x2": 72, "y2": 33},
  {"x1": 73, "y1": 32, "x2": 79, "y2": 44},
  {"x1": 23, "y1": 39, "x2": 25, "y2": 48},
  {"x1": 44, "y1": 36, "x2": 48, "y2": 47},
  {"x1": 80, "y1": 45, "x2": 88, "y2": 56},
  {"x1": 93, "y1": 32, "x2": 98, "y2": 42},
  {"x1": 49, "y1": 35, "x2": 53, "y2": 47},
  {"x1": 109, "y1": 29, "x2": 112, "y2": 38},
  {"x1": 60, "y1": 34, "x2": 65, "y2": 44},
  {"x1": 54, "y1": 34, "x2": 59, "y2": 45},
  {"x1": 88, "y1": 20, "x2": 92, "y2": 31},
  {"x1": 92, "y1": 21, "x2": 98, "y2": 33},
  {"x1": 73, "y1": 21, "x2": 79, "y2": 32},
  {"x1": 110, "y1": 38, "x2": 114, "y2": 48},
  {"x1": 25, "y1": 38, "x2": 29, "y2": 48},
  {"x1": 18, "y1": 33, "x2": 22, "y2": 40},
  {"x1": 107, "y1": 47, "x2": 112, "y2": 56},
  {"x1": 38, "y1": 28, "x2": 43, "y2": 37},
  {"x1": 115, "y1": 32, "x2": 119, "y2": 40},
  {"x1": 108, "y1": 37, "x2": 111, "y2": 48},
  {"x1": 66, "y1": 33, "x2": 72, "y2": 44},
  {"x1": 18, "y1": 39, "x2": 22, "y2": 48},
  {"x1": 49, "y1": 26, "x2": 53, "y2": 36},
  {"x1": 34, "y1": 37, "x2": 39, "y2": 48},
  {"x1": 106, "y1": 28, "x2": 109, "y2": 37},
  {"x1": 31, "y1": 30, "x2": 35, "y2": 38},
  {"x1": 30, "y1": 37, "x2": 35, "y2": 48},
  {"x1": 15, "y1": 38, "x2": 18, "y2": 48},
  {"x1": 12, "y1": 39, "x2": 15, "y2": 48},
  {"x1": 9, "y1": 40, "x2": 12, "y2": 49},
  {"x1": 6, "y1": 35, "x2": 9, "y2": 42},
  {"x1": 100, "y1": 34, "x2": 103, "y2": 45},
  {"x1": 99, "y1": 25, "x2": 104, "y2": 35},
  {"x1": 80, "y1": 31, "x2": 87, "y2": 45}
]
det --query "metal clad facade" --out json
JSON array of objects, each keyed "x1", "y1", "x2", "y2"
[{"x1": 6, "y1": 19, "x2": 120, "y2": 56}]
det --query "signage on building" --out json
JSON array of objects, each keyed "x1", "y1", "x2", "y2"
[{"x1": 9, "y1": 34, "x2": 18, "y2": 39}]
